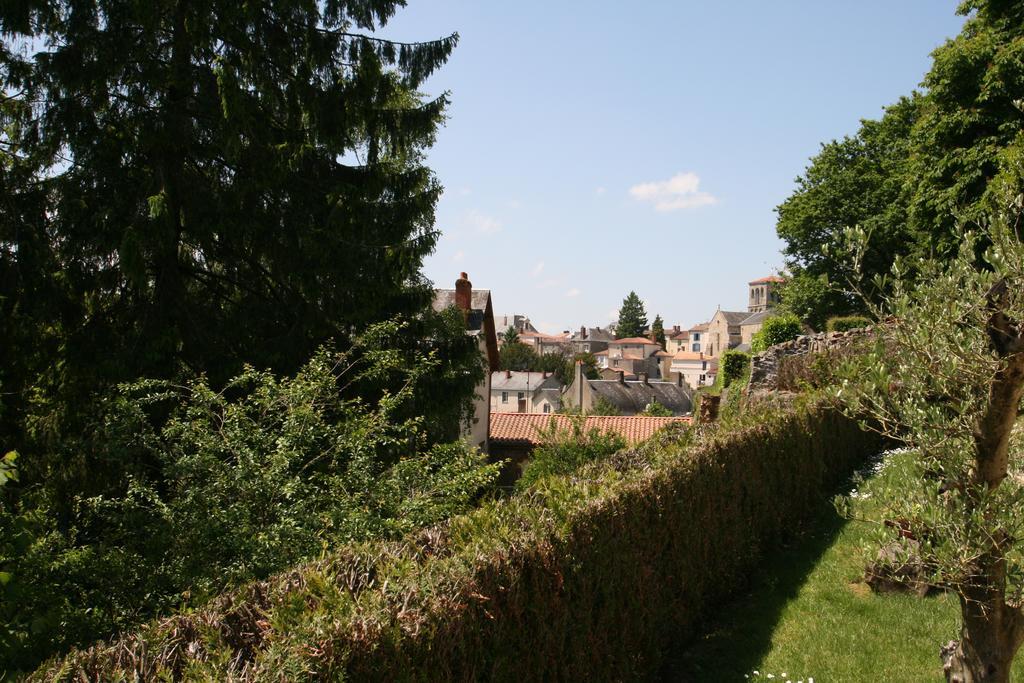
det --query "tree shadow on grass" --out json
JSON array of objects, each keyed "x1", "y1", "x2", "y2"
[{"x1": 662, "y1": 501, "x2": 849, "y2": 682}]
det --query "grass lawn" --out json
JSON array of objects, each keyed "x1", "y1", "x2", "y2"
[{"x1": 668, "y1": 449, "x2": 1024, "y2": 682}]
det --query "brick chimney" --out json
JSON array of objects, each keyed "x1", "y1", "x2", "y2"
[
  {"x1": 580, "y1": 325, "x2": 587, "y2": 340},
  {"x1": 505, "y1": 369, "x2": 511, "y2": 379},
  {"x1": 455, "y1": 272, "x2": 472, "y2": 312},
  {"x1": 639, "y1": 372, "x2": 649, "y2": 386},
  {"x1": 617, "y1": 370, "x2": 626, "y2": 384},
  {"x1": 673, "y1": 325, "x2": 680, "y2": 334}
]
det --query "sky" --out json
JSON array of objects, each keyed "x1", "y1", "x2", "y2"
[{"x1": 380, "y1": 1, "x2": 967, "y2": 334}]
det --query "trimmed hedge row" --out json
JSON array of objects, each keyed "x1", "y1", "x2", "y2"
[{"x1": 33, "y1": 403, "x2": 884, "y2": 681}]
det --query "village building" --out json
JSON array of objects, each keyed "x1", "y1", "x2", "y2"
[
  {"x1": 687, "y1": 323, "x2": 709, "y2": 353},
  {"x1": 748, "y1": 275, "x2": 784, "y2": 313},
  {"x1": 518, "y1": 330, "x2": 570, "y2": 356},
  {"x1": 665, "y1": 325, "x2": 689, "y2": 355},
  {"x1": 568, "y1": 325, "x2": 615, "y2": 355},
  {"x1": 597, "y1": 336, "x2": 662, "y2": 377},
  {"x1": 432, "y1": 273, "x2": 499, "y2": 453},
  {"x1": 670, "y1": 351, "x2": 719, "y2": 388},
  {"x1": 706, "y1": 308, "x2": 748, "y2": 357},
  {"x1": 563, "y1": 362, "x2": 693, "y2": 416},
  {"x1": 490, "y1": 370, "x2": 562, "y2": 414}
]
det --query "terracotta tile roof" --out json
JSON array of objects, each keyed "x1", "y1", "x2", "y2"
[
  {"x1": 489, "y1": 412, "x2": 690, "y2": 446},
  {"x1": 749, "y1": 275, "x2": 785, "y2": 284},
  {"x1": 611, "y1": 337, "x2": 659, "y2": 345},
  {"x1": 672, "y1": 351, "x2": 708, "y2": 361},
  {"x1": 594, "y1": 349, "x2": 609, "y2": 356},
  {"x1": 690, "y1": 323, "x2": 710, "y2": 332}
]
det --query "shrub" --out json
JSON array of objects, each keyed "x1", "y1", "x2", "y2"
[
  {"x1": 826, "y1": 315, "x2": 871, "y2": 332},
  {"x1": 719, "y1": 350, "x2": 751, "y2": 388},
  {"x1": 1, "y1": 336, "x2": 499, "y2": 673},
  {"x1": 750, "y1": 314, "x2": 803, "y2": 353},
  {"x1": 640, "y1": 399, "x2": 673, "y2": 417},
  {"x1": 516, "y1": 418, "x2": 626, "y2": 490},
  {"x1": 35, "y1": 402, "x2": 886, "y2": 681}
]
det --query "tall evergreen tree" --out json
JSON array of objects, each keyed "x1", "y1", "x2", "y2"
[
  {"x1": 651, "y1": 314, "x2": 666, "y2": 349},
  {"x1": 615, "y1": 292, "x2": 647, "y2": 339},
  {"x1": 0, "y1": 0, "x2": 455, "y2": 404}
]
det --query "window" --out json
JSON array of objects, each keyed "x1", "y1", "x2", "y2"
[
  {"x1": 699, "y1": 374, "x2": 706, "y2": 385},
  {"x1": 702, "y1": 361, "x2": 707, "y2": 370},
  {"x1": 692, "y1": 333, "x2": 700, "y2": 341},
  {"x1": 501, "y1": 391, "x2": 508, "y2": 403},
  {"x1": 543, "y1": 404, "x2": 551, "y2": 414},
  {"x1": 691, "y1": 343, "x2": 699, "y2": 352},
  {"x1": 518, "y1": 392, "x2": 525, "y2": 401}
]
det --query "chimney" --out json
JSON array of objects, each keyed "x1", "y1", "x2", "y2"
[
  {"x1": 673, "y1": 325, "x2": 680, "y2": 334},
  {"x1": 505, "y1": 369, "x2": 511, "y2": 379},
  {"x1": 673, "y1": 371, "x2": 683, "y2": 387},
  {"x1": 618, "y1": 370, "x2": 626, "y2": 384},
  {"x1": 580, "y1": 325, "x2": 587, "y2": 340},
  {"x1": 639, "y1": 372, "x2": 649, "y2": 386},
  {"x1": 455, "y1": 272, "x2": 471, "y2": 312}
]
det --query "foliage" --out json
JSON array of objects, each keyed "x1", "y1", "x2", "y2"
[
  {"x1": 516, "y1": 418, "x2": 626, "y2": 490},
  {"x1": 498, "y1": 342, "x2": 540, "y2": 372},
  {"x1": 0, "y1": 324, "x2": 497, "y2": 672},
  {"x1": 750, "y1": 314, "x2": 803, "y2": 353},
  {"x1": 719, "y1": 351, "x2": 751, "y2": 388},
  {"x1": 503, "y1": 326, "x2": 520, "y2": 346},
  {"x1": 30, "y1": 403, "x2": 884, "y2": 681},
  {"x1": 0, "y1": 0, "x2": 455, "y2": 484},
  {"x1": 833, "y1": 218, "x2": 1024, "y2": 680},
  {"x1": 615, "y1": 292, "x2": 648, "y2": 339},
  {"x1": 590, "y1": 396, "x2": 622, "y2": 416},
  {"x1": 574, "y1": 352, "x2": 600, "y2": 381},
  {"x1": 776, "y1": 2, "x2": 1024, "y2": 321},
  {"x1": 640, "y1": 400, "x2": 674, "y2": 417},
  {"x1": 651, "y1": 315, "x2": 667, "y2": 349},
  {"x1": 826, "y1": 315, "x2": 872, "y2": 332},
  {"x1": 778, "y1": 271, "x2": 853, "y2": 332}
]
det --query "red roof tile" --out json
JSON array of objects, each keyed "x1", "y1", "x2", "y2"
[
  {"x1": 749, "y1": 275, "x2": 785, "y2": 284},
  {"x1": 489, "y1": 412, "x2": 690, "y2": 446},
  {"x1": 611, "y1": 337, "x2": 659, "y2": 345}
]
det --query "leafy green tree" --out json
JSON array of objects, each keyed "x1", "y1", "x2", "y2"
[
  {"x1": 615, "y1": 292, "x2": 648, "y2": 339},
  {"x1": 651, "y1": 314, "x2": 667, "y2": 349},
  {"x1": 907, "y1": 0, "x2": 1024, "y2": 257},
  {"x1": 0, "y1": 0, "x2": 455, "y2": 448},
  {"x1": 503, "y1": 326, "x2": 520, "y2": 345},
  {"x1": 835, "y1": 219, "x2": 1024, "y2": 683},
  {"x1": 639, "y1": 400, "x2": 672, "y2": 417},
  {"x1": 516, "y1": 417, "x2": 625, "y2": 490},
  {"x1": 574, "y1": 352, "x2": 600, "y2": 380},
  {"x1": 750, "y1": 314, "x2": 803, "y2": 353},
  {"x1": 776, "y1": 96, "x2": 919, "y2": 326},
  {"x1": 499, "y1": 342, "x2": 540, "y2": 372},
  {"x1": 590, "y1": 396, "x2": 622, "y2": 416}
]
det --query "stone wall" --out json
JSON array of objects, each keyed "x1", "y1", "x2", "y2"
[{"x1": 748, "y1": 327, "x2": 872, "y2": 392}]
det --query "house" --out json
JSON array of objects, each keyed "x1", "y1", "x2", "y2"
[
  {"x1": 748, "y1": 276, "x2": 784, "y2": 313},
  {"x1": 432, "y1": 272, "x2": 500, "y2": 452},
  {"x1": 489, "y1": 412, "x2": 690, "y2": 484},
  {"x1": 603, "y1": 336, "x2": 663, "y2": 377},
  {"x1": 563, "y1": 362, "x2": 693, "y2": 416},
  {"x1": 739, "y1": 309, "x2": 776, "y2": 346},
  {"x1": 518, "y1": 330, "x2": 570, "y2": 356},
  {"x1": 687, "y1": 322, "x2": 709, "y2": 353},
  {"x1": 494, "y1": 314, "x2": 538, "y2": 345},
  {"x1": 706, "y1": 308, "x2": 749, "y2": 357},
  {"x1": 598, "y1": 365, "x2": 636, "y2": 380},
  {"x1": 670, "y1": 351, "x2": 719, "y2": 389},
  {"x1": 665, "y1": 326, "x2": 689, "y2": 355},
  {"x1": 569, "y1": 325, "x2": 615, "y2": 355},
  {"x1": 490, "y1": 370, "x2": 562, "y2": 414}
]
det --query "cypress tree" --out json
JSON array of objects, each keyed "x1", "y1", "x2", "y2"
[
  {"x1": 651, "y1": 314, "x2": 666, "y2": 349},
  {"x1": 615, "y1": 291, "x2": 648, "y2": 339}
]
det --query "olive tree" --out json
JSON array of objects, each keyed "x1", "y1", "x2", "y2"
[{"x1": 836, "y1": 216, "x2": 1024, "y2": 682}]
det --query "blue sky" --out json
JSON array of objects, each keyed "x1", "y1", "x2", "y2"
[{"x1": 381, "y1": 1, "x2": 966, "y2": 334}]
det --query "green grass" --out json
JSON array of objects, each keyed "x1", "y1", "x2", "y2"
[{"x1": 668, "y1": 449, "x2": 1024, "y2": 682}]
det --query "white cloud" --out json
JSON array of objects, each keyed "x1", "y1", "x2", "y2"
[
  {"x1": 452, "y1": 250, "x2": 465, "y2": 263},
  {"x1": 530, "y1": 261, "x2": 545, "y2": 277},
  {"x1": 566, "y1": 288, "x2": 581, "y2": 298},
  {"x1": 595, "y1": 186, "x2": 607, "y2": 196},
  {"x1": 628, "y1": 172, "x2": 717, "y2": 212},
  {"x1": 459, "y1": 186, "x2": 472, "y2": 196},
  {"x1": 463, "y1": 209, "x2": 502, "y2": 234}
]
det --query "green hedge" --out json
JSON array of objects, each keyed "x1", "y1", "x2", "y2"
[
  {"x1": 33, "y1": 403, "x2": 884, "y2": 682},
  {"x1": 719, "y1": 350, "x2": 751, "y2": 388},
  {"x1": 826, "y1": 315, "x2": 871, "y2": 332}
]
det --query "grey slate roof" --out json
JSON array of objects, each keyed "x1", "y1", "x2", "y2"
[
  {"x1": 491, "y1": 371, "x2": 561, "y2": 392},
  {"x1": 432, "y1": 289, "x2": 492, "y2": 332},
  {"x1": 739, "y1": 310, "x2": 775, "y2": 327},
  {"x1": 570, "y1": 326, "x2": 615, "y2": 342},
  {"x1": 734, "y1": 343, "x2": 752, "y2": 353},
  {"x1": 718, "y1": 310, "x2": 751, "y2": 325},
  {"x1": 589, "y1": 379, "x2": 692, "y2": 415}
]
